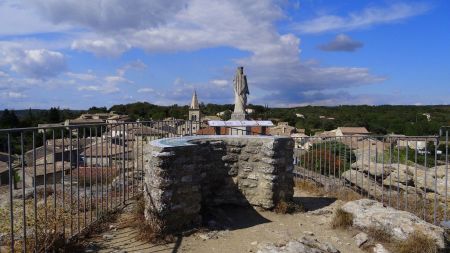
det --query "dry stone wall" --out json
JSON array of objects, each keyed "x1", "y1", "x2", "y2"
[{"x1": 143, "y1": 135, "x2": 294, "y2": 233}]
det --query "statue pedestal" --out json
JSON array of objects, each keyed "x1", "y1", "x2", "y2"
[
  {"x1": 229, "y1": 126, "x2": 251, "y2": 135},
  {"x1": 230, "y1": 112, "x2": 249, "y2": 135},
  {"x1": 230, "y1": 112, "x2": 247, "y2": 121}
]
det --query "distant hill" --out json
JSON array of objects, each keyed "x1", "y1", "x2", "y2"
[
  {"x1": 1, "y1": 103, "x2": 449, "y2": 136},
  {"x1": 13, "y1": 109, "x2": 85, "y2": 119}
]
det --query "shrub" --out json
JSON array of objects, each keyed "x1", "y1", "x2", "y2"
[
  {"x1": 72, "y1": 166, "x2": 119, "y2": 186},
  {"x1": 126, "y1": 195, "x2": 172, "y2": 243},
  {"x1": 365, "y1": 227, "x2": 392, "y2": 243},
  {"x1": 392, "y1": 231, "x2": 438, "y2": 253},
  {"x1": 331, "y1": 208, "x2": 353, "y2": 229},
  {"x1": 274, "y1": 200, "x2": 304, "y2": 214},
  {"x1": 294, "y1": 179, "x2": 362, "y2": 202}
]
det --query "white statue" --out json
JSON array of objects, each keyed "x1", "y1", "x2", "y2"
[{"x1": 233, "y1": 66, "x2": 249, "y2": 116}]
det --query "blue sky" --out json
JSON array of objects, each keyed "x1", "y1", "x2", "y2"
[{"x1": 0, "y1": 0, "x2": 448, "y2": 109}]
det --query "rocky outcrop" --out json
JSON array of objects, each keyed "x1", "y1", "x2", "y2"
[
  {"x1": 143, "y1": 135, "x2": 294, "y2": 234},
  {"x1": 341, "y1": 199, "x2": 445, "y2": 249},
  {"x1": 372, "y1": 244, "x2": 390, "y2": 253},
  {"x1": 353, "y1": 232, "x2": 368, "y2": 248},
  {"x1": 257, "y1": 236, "x2": 339, "y2": 253},
  {"x1": 343, "y1": 162, "x2": 450, "y2": 200}
]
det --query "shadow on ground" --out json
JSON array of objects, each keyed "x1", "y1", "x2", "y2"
[
  {"x1": 80, "y1": 202, "x2": 271, "y2": 253},
  {"x1": 202, "y1": 203, "x2": 272, "y2": 230},
  {"x1": 294, "y1": 196, "x2": 337, "y2": 211}
]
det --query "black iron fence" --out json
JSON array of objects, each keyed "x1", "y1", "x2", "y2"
[
  {"x1": 293, "y1": 129, "x2": 449, "y2": 227},
  {"x1": 0, "y1": 120, "x2": 204, "y2": 252},
  {"x1": 1, "y1": 120, "x2": 448, "y2": 252}
]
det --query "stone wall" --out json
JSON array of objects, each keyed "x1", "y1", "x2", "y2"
[{"x1": 143, "y1": 135, "x2": 294, "y2": 233}]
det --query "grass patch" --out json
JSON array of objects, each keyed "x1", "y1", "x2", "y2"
[
  {"x1": 365, "y1": 227, "x2": 392, "y2": 243},
  {"x1": 360, "y1": 228, "x2": 439, "y2": 253},
  {"x1": 274, "y1": 200, "x2": 304, "y2": 214},
  {"x1": 295, "y1": 179, "x2": 362, "y2": 202},
  {"x1": 330, "y1": 208, "x2": 353, "y2": 229},
  {"x1": 333, "y1": 187, "x2": 362, "y2": 202},
  {"x1": 392, "y1": 231, "x2": 439, "y2": 253},
  {"x1": 127, "y1": 195, "x2": 173, "y2": 243},
  {"x1": 294, "y1": 180, "x2": 323, "y2": 196}
]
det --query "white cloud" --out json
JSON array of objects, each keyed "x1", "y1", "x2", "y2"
[
  {"x1": 0, "y1": 45, "x2": 66, "y2": 79},
  {"x1": 104, "y1": 75, "x2": 131, "y2": 84},
  {"x1": 151, "y1": 77, "x2": 234, "y2": 105},
  {"x1": 66, "y1": 72, "x2": 97, "y2": 81},
  {"x1": 0, "y1": 0, "x2": 72, "y2": 36},
  {"x1": 69, "y1": 61, "x2": 146, "y2": 95},
  {"x1": 293, "y1": 2, "x2": 431, "y2": 34},
  {"x1": 71, "y1": 38, "x2": 130, "y2": 57},
  {"x1": 2, "y1": 0, "x2": 393, "y2": 106},
  {"x1": 78, "y1": 85, "x2": 101, "y2": 92},
  {"x1": 78, "y1": 84, "x2": 119, "y2": 94},
  {"x1": 65, "y1": 0, "x2": 383, "y2": 105},
  {"x1": 117, "y1": 60, "x2": 147, "y2": 76},
  {"x1": 91, "y1": 1, "x2": 382, "y2": 104},
  {"x1": 30, "y1": 0, "x2": 186, "y2": 32},
  {"x1": 211, "y1": 79, "x2": 229, "y2": 88},
  {"x1": 1, "y1": 91, "x2": 27, "y2": 99},
  {"x1": 318, "y1": 34, "x2": 363, "y2": 52},
  {"x1": 137, "y1": 88, "x2": 154, "y2": 93}
]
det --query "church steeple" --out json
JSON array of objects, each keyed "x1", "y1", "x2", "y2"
[
  {"x1": 189, "y1": 90, "x2": 201, "y2": 121},
  {"x1": 190, "y1": 90, "x2": 199, "y2": 110}
]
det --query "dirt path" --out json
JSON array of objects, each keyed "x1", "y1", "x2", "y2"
[{"x1": 82, "y1": 190, "x2": 365, "y2": 253}]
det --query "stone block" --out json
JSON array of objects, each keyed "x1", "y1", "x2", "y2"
[
  {"x1": 222, "y1": 154, "x2": 239, "y2": 162},
  {"x1": 143, "y1": 135, "x2": 294, "y2": 233}
]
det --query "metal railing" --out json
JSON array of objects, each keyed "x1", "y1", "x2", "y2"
[
  {"x1": 1, "y1": 119, "x2": 448, "y2": 251},
  {"x1": 0, "y1": 120, "x2": 203, "y2": 252},
  {"x1": 293, "y1": 130, "x2": 449, "y2": 226}
]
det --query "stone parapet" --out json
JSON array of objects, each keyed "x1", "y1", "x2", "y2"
[{"x1": 143, "y1": 135, "x2": 294, "y2": 233}]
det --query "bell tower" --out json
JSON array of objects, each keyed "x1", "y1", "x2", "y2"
[{"x1": 189, "y1": 90, "x2": 201, "y2": 121}]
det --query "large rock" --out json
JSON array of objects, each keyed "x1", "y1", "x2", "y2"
[
  {"x1": 353, "y1": 232, "x2": 368, "y2": 247},
  {"x1": 341, "y1": 199, "x2": 445, "y2": 248},
  {"x1": 383, "y1": 165, "x2": 413, "y2": 185},
  {"x1": 409, "y1": 167, "x2": 449, "y2": 196},
  {"x1": 372, "y1": 244, "x2": 390, "y2": 253},
  {"x1": 351, "y1": 162, "x2": 392, "y2": 178},
  {"x1": 257, "y1": 236, "x2": 339, "y2": 253},
  {"x1": 344, "y1": 162, "x2": 449, "y2": 197},
  {"x1": 341, "y1": 170, "x2": 383, "y2": 198},
  {"x1": 433, "y1": 165, "x2": 449, "y2": 179}
]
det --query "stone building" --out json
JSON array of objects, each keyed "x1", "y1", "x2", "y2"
[
  {"x1": 386, "y1": 134, "x2": 431, "y2": 150},
  {"x1": 81, "y1": 142, "x2": 133, "y2": 166},
  {"x1": 335, "y1": 127, "x2": 369, "y2": 137},
  {"x1": 64, "y1": 112, "x2": 130, "y2": 126},
  {"x1": 269, "y1": 122, "x2": 296, "y2": 136},
  {"x1": 24, "y1": 161, "x2": 71, "y2": 187},
  {"x1": 25, "y1": 143, "x2": 80, "y2": 167}
]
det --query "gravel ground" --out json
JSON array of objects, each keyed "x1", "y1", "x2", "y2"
[{"x1": 82, "y1": 189, "x2": 365, "y2": 253}]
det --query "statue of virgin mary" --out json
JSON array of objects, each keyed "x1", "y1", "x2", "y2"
[{"x1": 233, "y1": 66, "x2": 249, "y2": 115}]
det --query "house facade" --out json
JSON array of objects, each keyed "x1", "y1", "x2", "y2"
[
  {"x1": 269, "y1": 122, "x2": 296, "y2": 136},
  {"x1": 335, "y1": 127, "x2": 370, "y2": 137}
]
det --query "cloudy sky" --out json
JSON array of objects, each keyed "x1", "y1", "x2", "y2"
[{"x1": 0, "y1": 0, "x2": 448, "y2": 109}]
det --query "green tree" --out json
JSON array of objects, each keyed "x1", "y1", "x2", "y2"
[
  {"x1": 0, "y1": 109, "x2": 19, "y2": 128},
  {"x1": 88, "y1": 106, "x2": 108, "y2": 113},
  {"x1": 47, "y1": 107, "x2": 61, "y2": 123}
]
